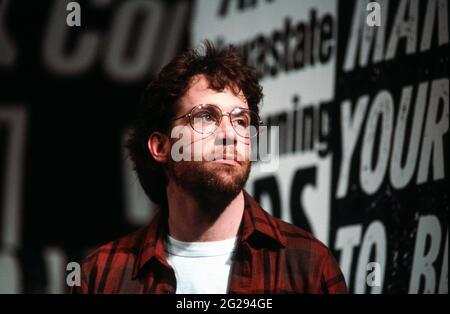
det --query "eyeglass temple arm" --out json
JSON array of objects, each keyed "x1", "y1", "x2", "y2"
[{"x1": 172, "y1": 113, "x2": 191, "y2": 121}]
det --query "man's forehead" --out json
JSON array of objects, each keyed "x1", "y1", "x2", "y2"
[
  {"x1": 181, "y1": 75, "x2": 248, "y2": 109},
  {"x1": 188, "y1": 75, "x2": 245, "y2": 95}
]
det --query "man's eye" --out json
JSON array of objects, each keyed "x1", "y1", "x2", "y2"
[
  {"x1": 201, "y1": 114, "x2": 214, "y2": 122},
  {"x1": 234, "y1": 119, "x2": 248, "y2": 127}
]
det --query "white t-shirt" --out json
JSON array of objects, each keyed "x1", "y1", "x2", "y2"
[{"x1": 164, "y1": 235, "x2": 239, "y2": 294}]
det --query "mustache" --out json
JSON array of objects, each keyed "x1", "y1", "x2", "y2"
[{"x1": 211, "y1": 147, "x2": 248, "y2": 162}]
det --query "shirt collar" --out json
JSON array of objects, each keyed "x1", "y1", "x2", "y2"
[
  {"x1": 132, "y1": 189, "x2": 285, "y2": 279},
  {"x1": 239, "y1": 189, "x2": 286, "y2": 248},
  {"x1": 132, "y1": 209, "x2": 169, "y2": 279}
]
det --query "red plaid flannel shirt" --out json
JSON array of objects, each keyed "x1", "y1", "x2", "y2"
[{"x1": 72, "y1": 190, "x2": 347, "y2": 293}]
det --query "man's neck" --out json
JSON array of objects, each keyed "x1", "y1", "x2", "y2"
[{"x1": 165, "y1": 183, "x2": 245, "y2": 242}]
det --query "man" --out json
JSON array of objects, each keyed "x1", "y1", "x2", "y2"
[{"x1": 72, "y1": 41, "x2": 347, "y2": 294}]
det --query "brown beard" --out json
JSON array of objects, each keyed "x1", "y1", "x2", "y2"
[{"x1": 167, "y1": 158, "x2": 251, "y2": 215}]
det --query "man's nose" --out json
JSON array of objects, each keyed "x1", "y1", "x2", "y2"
[{"x1": 215, "y1": 115, "x2": 237, "y2": 145}]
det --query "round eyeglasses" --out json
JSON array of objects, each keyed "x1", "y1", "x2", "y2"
[{"x1": 172, "y1": 104, "x2": 262, "y2": 138}]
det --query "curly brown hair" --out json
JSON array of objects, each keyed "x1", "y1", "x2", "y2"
[{"x1": 125, "y1": 40, "x2": 263, "y2": 206}]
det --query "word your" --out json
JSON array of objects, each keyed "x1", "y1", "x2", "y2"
[{"x1": 337, "y1": 78, "x2": 448, "y2": 198}]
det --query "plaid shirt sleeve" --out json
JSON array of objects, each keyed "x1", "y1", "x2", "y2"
[{"x1": 320, "y1": 247, "x2": 347, "y2": 293}]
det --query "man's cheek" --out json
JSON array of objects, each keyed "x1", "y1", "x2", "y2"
[
  {"x1": 170, "y1": 126, "x2": 198, "y2": 161},
  {"x1": 236, "y1": 141, "x2": 251, "y2": 162},
  {"x1": 197, "y1": 139, "x2": 215, "y2": 161}
]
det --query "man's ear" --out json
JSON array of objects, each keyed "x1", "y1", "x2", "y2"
[{"x1": 148, "y1": 132, "x2": 171, "y2": 163}]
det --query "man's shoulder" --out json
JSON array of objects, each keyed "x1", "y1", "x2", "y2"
[
  {"x1": 81, "y1": 225, "x2": 148, "y2": 267},
  {"x1": 71, "y1": 226, "x2": 151, "y2": 293},
  {"x1": 268, "y1": 213, "x2": 330, "y2": 256},
  {"x1": 267, "y1": 213, "x2": 347, "y2": 293},
  {"x1": 245, "y1": 190, "x2": 330, "y2": 256}
]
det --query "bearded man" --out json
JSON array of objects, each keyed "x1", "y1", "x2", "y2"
[{"x1": 72, "y1": 41, "x2": 347, "y2": 294}]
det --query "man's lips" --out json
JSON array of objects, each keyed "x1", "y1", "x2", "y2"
[
  {"x1": 212, "y1": 159, "x2": 240, "y2": 166},
  {"x1": 211, "y1": 154, "x2": 241, "y2": 166}
]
